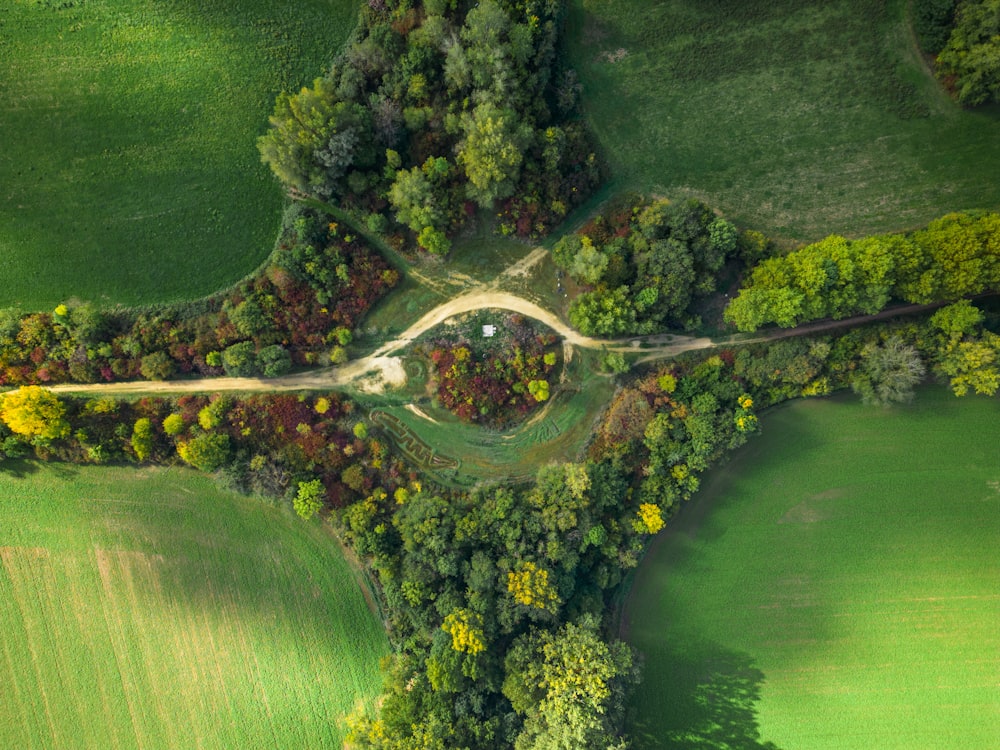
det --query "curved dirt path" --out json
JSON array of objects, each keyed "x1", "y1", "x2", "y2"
[{"x1": 46, "y1": 295, "x2": 944, "y2": 398}]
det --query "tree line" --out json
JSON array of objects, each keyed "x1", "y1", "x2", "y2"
[
  {"x1": 0, "y1": 205, "x2": 394, "y2": 388},
  {"x1": 723, "y1": 211, "x2": 1000, "y2": 331}
]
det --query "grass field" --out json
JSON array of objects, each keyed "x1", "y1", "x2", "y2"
[
  {"x1": 0, "y1": 0, "x2": 359, "y2": 310},
  {"x1": 623, "y1": 388, "x2": 1000, "y2": 749},
  {"x1": 567, "y1": 0, "x2": 1000, "y2": 241},
  {"x1": 0, "y1": 463, "x2": 387, "y2": 749}
]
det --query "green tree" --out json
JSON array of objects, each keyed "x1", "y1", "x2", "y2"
[
  {"x1": 568, "y1": 287, "x2": 637, "y2": 337},
  {"x1": 937, "y1": 334, "x2": 1000, "y2": 396},
  {"x1": 567, "y1": 237, "x2": 608, "y2": 286},
  {"x1": 162, "y1": 413, "x2": 185, "y2": 436},
  {"x1": 457, "y1": 102, "x2": 532, "y2": 207},
  {"x1": 176, "y1": 433, "x2": 230, "y2": 472},
  {"x1": 937, "y1": 0, "x2": 1000, "y2": 105},
  {"x1": 527, "y1": 379, "x2": 550, "y2": 402},
  {"x1": 257, "y1": 345, "x2": 292, "y2": 378},
  {"x1": 914, "y1": 0, "x2": 958, "y2": 53},
  {"x1": 504, "y1": 616, "x2": 636, "y2": 750},
  {"x1": 130, "y1": 418, "x2": 153, "y2": 462},
  {"x1": 929, "y1": 302, "x2": 1000, "y2": 395},
  {"x1": 850, "y1": 336, "x2": 926, "y2": 406},
  {"x1": 140, "y1": 351, "x2": 174, "y2": 381},
  {"x1": 294, "y1": 478, "x2": 325, "y2": 520},
  {"x1": 257, "y1": 77, "x2": 371, "y2": 198},
  {"x1": 222, "y1": 341, "x2": 258, "y2": 377}
]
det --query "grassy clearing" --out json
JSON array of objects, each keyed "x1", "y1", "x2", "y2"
[
  {"x1": 624, "y1": 388, "x2": 1000, "y2": 749},
  {"x1": 369, "y1": 348, "x2": 616, "y2": 486},
  {"x1": 0, "y1": 463, "x2": 387, "y2": 749},
  {"x1": 0, "y1": 0, "x2": 359, "y2": 310},
  {"x1": 567, "y1": 0, "x2": 1000, "y2": 242}
]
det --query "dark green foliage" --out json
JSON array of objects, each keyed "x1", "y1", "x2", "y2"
[
  {"x1": 257, "y1": 0, "x2": 599, "y2": 247},
  {"x1": 140, "y1": 351, "x2": 175, "y2": 381},
  {"x1": 558, "y1": 198, "x2": 741, "y2": 336},
  {"x1": 222, "y1": 342, "x2": 258, "y2": 378},
  {"x1": 914, "y1": 0, "x2": 957, "y2": 53},
  {"x1": 257, "y1": 345, "x2": 293, "y2": 378},
  {"x1": 938, "y1": 0, "x2": 1000, "y2": 105}
]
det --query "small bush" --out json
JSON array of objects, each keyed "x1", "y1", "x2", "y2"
[
  {"x1": 257, "y1": 345, "x2": 292, "y2": 378},
  {"x1": 222, "y1": 342, "x2": 258, "y2": 377},
  {"x1": 140, "y1": 351, "x2": 174, "y2": 381}
]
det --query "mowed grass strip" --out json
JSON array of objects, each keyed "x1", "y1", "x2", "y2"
[
  {"x1": 567, "y1": 0, "x2": 1000, "y2": 241},
  {"x1": 0, "y1": 464, "x2": 387, "y2": 750},
  {"x1": 624, "y1": 387, "x2": 1000, "y2": 749},
  {"x1": 0, "y1": 0, "x2": 359, "y2": 310}
]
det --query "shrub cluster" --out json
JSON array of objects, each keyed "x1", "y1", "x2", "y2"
[
  {"x1": 424, "y1": 313, "x2": 559, "y2": 426},
  {"x1": 553, "y1": 197, "x2": 743, "y2": 335},
  {"x1": 0, "y1": 205, "x2": 397, "y2": 387},
  {"x1": 257, "y1": 0, "x2": 601, "y2": 251},
  {"x1": 0, "y1": 389, "x2": 409, "y2": 513}
]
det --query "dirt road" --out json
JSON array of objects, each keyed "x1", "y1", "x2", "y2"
[{"x1": 46, "y1": 293, "x2": 943, "y2": 398}]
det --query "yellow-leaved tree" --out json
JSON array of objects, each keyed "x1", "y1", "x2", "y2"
[
  {"x1": 0, "y1": 386, "x2": 70, "y2": 443},
  {"x1": 441, "y1": 609, "x2": 486, "y2": 654},
  {"x1": 507, "y1": 561, "x2": 560, "y2": 613}
]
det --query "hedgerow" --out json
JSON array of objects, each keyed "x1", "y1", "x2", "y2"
[{"x1": 0, "y1": 205, "x2": 397, "y2": 387}]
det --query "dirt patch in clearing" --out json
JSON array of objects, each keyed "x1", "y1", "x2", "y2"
[{"x1": 355, "y1": 357, "x2": 407, "y2": 394}]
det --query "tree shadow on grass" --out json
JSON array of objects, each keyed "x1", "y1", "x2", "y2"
[
  {"x1": 0, "y1": 457, "x2": 76, "y2": 481},
  {"x1": 632, "y1": 641, "x2": 782, "y2": 750}
]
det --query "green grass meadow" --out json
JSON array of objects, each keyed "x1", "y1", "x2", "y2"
[
  {"x1": 567, "y1": 0, "x2": 1000, "y2": 242},
  {"x1": 624, "y1": 388, "x2": 1000, "y2": 749},
  {"x1": 0, "y1": 0, "x2": 359, "y2": 310},
  {"x1": 0, "y1": 463, "x2": 387, "y2": 749}
]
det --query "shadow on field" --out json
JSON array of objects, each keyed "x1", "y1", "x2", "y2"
[
  {"x1": 0, "y1": 458, "x2": 75, "y2": 481},
  {"x1": 632, "y1": 642, "x2": 782, "y2": 750}
]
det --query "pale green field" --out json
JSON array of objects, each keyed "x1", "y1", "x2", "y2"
[
  {"x1": 625, "y1": 388, "x2": 1000, "y2": 749},
  {"x1": 567, "y1": 0, "x2": 1000, "y2": 242},
  {"x1": 0, "y1": 463, "x2": 387, "y2": 749}
]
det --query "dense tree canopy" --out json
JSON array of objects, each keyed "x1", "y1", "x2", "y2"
[
  {"x1": 937, "y1": 0, "x2": 1000, "y2": 105},
  {"x1": 724, "y1": 212, "x2": 1000, "y2": 331},
  {"x1": 556, "y1": 198, "x2": 740, "y2": 336},
  {"x1": 257, "y1": 0, "x2": 600, "y2": 249}
]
